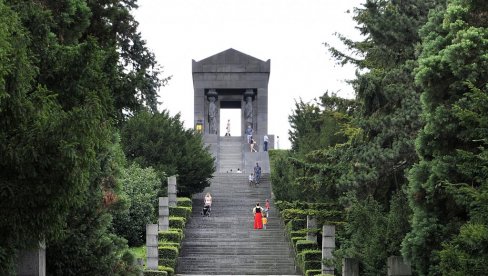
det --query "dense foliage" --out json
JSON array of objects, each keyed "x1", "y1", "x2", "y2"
[
  {"x1": 0, "y1": 0, "x2": 211, "y2": 274},
  {"x1": 270, "y1": 0, "x2": 487, "y2": 274},
  {"x1": 121, "y1": 110, "x2": 215, "y2": 197},
  {"x1": 112, "y1": 163, "x2": 160, "y2": 247}
]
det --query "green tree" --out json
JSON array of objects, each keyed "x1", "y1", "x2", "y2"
[
  {"x1": 121, "y1": 110, "x2": 215, "y2": 196},
  {"x1": 113, "y1": 163, "x2": 159, "y2": 246},
  {"x1": 0, "y1": 0, "x2": 165, "y2": 274},
  {"x1": 403, "y1": 1, "x2": 488, "y2": 274}
]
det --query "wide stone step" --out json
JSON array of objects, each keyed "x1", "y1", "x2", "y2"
[{"x1": 177, "y1": 170, "x2": 295, "y2": 275}]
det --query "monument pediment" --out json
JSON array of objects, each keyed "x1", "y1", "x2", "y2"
[{"x1": 192, "y1": 48, "x2": 270, "y2": 73}]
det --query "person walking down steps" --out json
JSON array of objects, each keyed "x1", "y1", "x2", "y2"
[{"x1": 253, "y1": 203, "x2": 263, "y2": 229}]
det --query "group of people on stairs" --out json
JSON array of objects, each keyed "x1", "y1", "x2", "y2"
[{"x1": 253, "y1": 199, "x2": 270, "y2": 230}]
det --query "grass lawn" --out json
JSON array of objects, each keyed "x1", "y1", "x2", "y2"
[{"x1": 128, "y1": 245, "x2": 146, "y2": 260}]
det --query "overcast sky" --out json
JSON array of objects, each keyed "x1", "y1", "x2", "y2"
[{"x1": 133, "y1": 0, "x2": 364, "y2": 149}]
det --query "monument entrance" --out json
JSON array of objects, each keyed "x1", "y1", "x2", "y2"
[
  {"x1": 192, "y1": 48, "x2": 273, "y2": 169},
  {"x1": 192, "y1": 48, "x2": 270, "y2": 137}
]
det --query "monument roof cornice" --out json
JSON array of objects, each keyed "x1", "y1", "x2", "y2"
[{"x1": 192, "y1": 48, "x2": 270, "y2": 73}]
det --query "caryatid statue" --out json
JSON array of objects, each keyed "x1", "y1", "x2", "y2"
[
  {"x1": 244, "y1": 89, "x2": 254, "y2": 127},
  {"x1": 207, "y1": 90, "x2": 218, "y2": 134}
]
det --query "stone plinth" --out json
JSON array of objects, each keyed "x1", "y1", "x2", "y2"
[
  {"x1": 168, "y1": 176, "x2": 177, "y2": 207},
  {"x1": 322, "y1": 224, "x2": 335, "y2": 275},
  {"x1": 146, "y1": 224, "x2": 159, "y2": 270},
  {"x1": 342, "y1": 258, "x2": 359, "y2": 276},
  {"x1": 16, "y1": 241, "x2": 45, "y2": 276},
  {"x1": 387, "y1": 256, "x2": 412, "y2": 276},
  {"x1": 159, "y1": 197, "x2": 169, "y2": 231},
  {"x1": 307, "y1": 215, "x2": 317, "y2": 243}
]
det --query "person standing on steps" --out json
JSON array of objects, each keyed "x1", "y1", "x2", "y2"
[
  {"x1": 263, "y1": 135, "x2": 269, "y2": 152},
  {"x1": 225, "y1": 119, "x2": 231, "y2": 136},
  {"x1": 254, "y1": 162, "x2": 261, "y2": 185},
  {"x1": 253, "y1": 203, "x2": 263, "y2": 229},
  {"x1": 250, "y1": 136, "x2": 257, "y2": 152},
  {"x1": 248, "y1": 173, "x2": 254, "y2": 186},
  {"x1": 245, "y1": 125, "x2": 253, "y2": 144},
  {"x1": 265, "y1": 198, "x2": 270, "y2": 217}
]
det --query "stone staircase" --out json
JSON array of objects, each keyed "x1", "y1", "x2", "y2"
[
  {"x1": 218, "y1": 136, "x2": 244, "y2": 173},
  {"x1": 176, "y1": 172, "x2": 298, "y2": 275}
]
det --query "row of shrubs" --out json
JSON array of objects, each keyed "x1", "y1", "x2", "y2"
[
  {"x1": 279, "y1": 202, "x2": 337, "y2": 276},
  {"x1": 144, "y1": 197, "x2": 192, "y2": 276}
]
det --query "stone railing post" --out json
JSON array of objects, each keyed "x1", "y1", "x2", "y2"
[
  {"x1": 146, "y1": 224, "x2": 159, "y2": 270},
  {"x1": 16, "y1": 240, "x2": 46, "y2": 276},
  {"x1": 322, "y1": 224, "x2": 335, "y2": 275},
  {"x1": 387, "y1": 256, "x2": 412, "y2": 276},
  {"x1": 168, "y1": 176, "x2": 177, "y2": 207},
  {"x1": 158, "y1": 197, "x2": 169, "y2": 231},
  {"x1": 306, "y1": 215, "x2": 317, "y2": 243},
  {"x1": 342, "y1": 258, "x2": 359, "y2": 276}
]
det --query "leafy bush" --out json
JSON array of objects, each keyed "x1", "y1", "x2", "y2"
[
  {"x1": 159, "y1": 258, "x2": 176, "y2": 268},
  {"x1": 158, "y1": 246, "x2": 178, "y2": 260},
  {"x1": 305, "y1": 269, "x2": 322, "y2": 276},
  {"x1": 287, "y1": 219, "x2": 306, "y2": 231},
  {"x1": 113, "y1": 163, "x2": 160, "y2": 246},
  {"x1": 144, "y1": 270, "x2": 167, "y2": 276},
  {"x1": 158, "y1": 241, "x2": 180, "y2": 249},
  {"x1": 177, "y1": 197, "x2": 192, "y2": 207},
  {"x1": 169, "y1": 217, "x2": 186, "y2": 229},
  {"x1": 291, "y1": 229, "x2": 308, "y2": 238},
  {"x1": 169, "y1": 206, "x2": 192, "y2": 220},
  {"x1": 158, "y1": 266, "x2": 174, "y2": 276},
  {"x1": 292, "y1": 237, "x2": 306, "y2": 247},
  {"x1": 296, "y1": 240, "x2": 318, "y2": 253},
  {"x1": 304, "y1": 260, "x2": 321, "y2": 271},
  {"x1": 300, "y1": 250, "x2": 322, "y2": 262},
  {"x1": 158, "y1": 230, "x2": 183, "y2": 243}
]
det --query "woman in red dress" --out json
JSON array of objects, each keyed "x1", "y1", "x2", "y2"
[{"x1": 253, "y1": 203, "x2": 263, "y2": 229}]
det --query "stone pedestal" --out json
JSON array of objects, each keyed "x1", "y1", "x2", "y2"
[
  {"x1": 306, "y1": 215, "x2": 317, "y2": 243},
  {"x1": 342, "y1": 258, "x2": 359, "y2": 276},
  {"x1": 168, "y1": 176, "x2": 177, "y2": 207},
  {"x1": 146, "y1": 224, "x2": 159, "y2": 270},
  {"x1": 322, "y1": 224, "x2": 335, "y2": 275},
  {"x1": 387, "y1": 256, "x2": 412, "y2": 276},
  {"x1": 16, "y1": 241, "x2": 46, "y2": 276},
  {"x1": 158, "y1": 197, "x2": 169, "y2": 231}
]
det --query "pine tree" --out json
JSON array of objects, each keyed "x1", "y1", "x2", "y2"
[{"x1": 403, "y1": 0, "x2": 488, "y2": 274}]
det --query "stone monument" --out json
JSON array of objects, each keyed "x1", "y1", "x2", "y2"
[{"x1": 192, "y1": 48, "x2": 271, "y2": 159}]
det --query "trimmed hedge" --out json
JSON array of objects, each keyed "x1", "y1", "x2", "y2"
[
  {"x1": 304, "y1": 260, "x2": 321, "y2": 271},
  {"x1": 158, "y1": 230, "x2": 183, "y2": 243},
  {"x1": 287, "y1": 219, "x2": 306, "y2": 231},
  {"x1": 158, "y1": 266, "x2": 174, "y2": 276},
  {"x1": 158, "y1": 246, "x2": 178, "y2": 260},
  {"x1": 292, "y1": 237, "x2": 306, "y2": 246},
  {"x1": 290, "y1": 229, "x2": 308, "y2": 238},
  {"x1": 296, "y1": 240, "x2": 318, "y2": 253},
  {"x1": 305, "y1": 269, "x2": 322, "y2": 276},
  {"x1": 169, "y1": 216, "x2": 186, "y2": 229},
  {"x1": 300, "y1": 250, "x2": 322, "y2": 262},
  {"x1": 159, "y1": 258, "x2": 176, "y2": 268},
  {"x1": 177, "y1": 197, "x2": 192, "y2": 207},
  {"x1": 158, "y1": 241, "x2": 180, "y2": 249},
  {"x1": 144, "y1": 270, "x2": 167, "y2": 276},
  {"x1": 169, "y1": 206, "x2": 192, "y2": 219}
]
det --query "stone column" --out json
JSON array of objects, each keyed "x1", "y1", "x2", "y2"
[
  {"x1": 16, "y1": 241, "x2": 46, "y2": 276},
  {"x1": 342, "y1": 258, "x2": 359, "y2": 276},
  {"x1": 158, "y1": 197, "x2": 169, "y2": 231},
  {"x1": 322, "y1": 224, "x2": 335, "y2": 275},
  {"x1": 146, "y1": 224, "x2": 159, "y2": 270},
  {"x1": 387, "y1": 256, "x2": 412, "y2": 276},
  {"x1": 168, "y1": 176, "x2": 177, "y2": 207},
  {"x1": 306, "y1": 215, "x2": 317, "y2": 243}
]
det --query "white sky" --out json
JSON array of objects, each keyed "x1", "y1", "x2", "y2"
[{"x1": 133, "y1": 0, "x2": 364, "y2": 149}]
